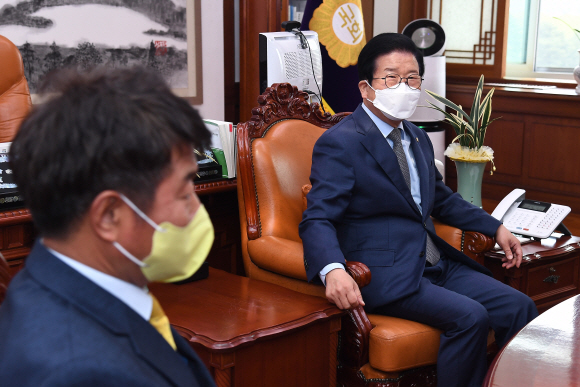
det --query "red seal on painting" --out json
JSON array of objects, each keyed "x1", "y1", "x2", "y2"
[{"x1": 155, "y1": 41, "x2": 167, "y2": 56}]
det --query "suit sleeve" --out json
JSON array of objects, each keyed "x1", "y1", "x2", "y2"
[
  {"x1": 299, "y1": 129, "x2": 355, "y2": 282},
  {"x1": 424, "y1": 133, "x2": 501, "y2": 237}
]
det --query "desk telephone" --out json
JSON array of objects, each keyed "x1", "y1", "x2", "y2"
[{"x1": 491, "y1": 189, "x2": 571, "y2": 239}]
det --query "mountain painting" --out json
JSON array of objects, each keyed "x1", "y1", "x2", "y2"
[{"x1": 0, "y1": 0, "x2": 190, "y2": 93}]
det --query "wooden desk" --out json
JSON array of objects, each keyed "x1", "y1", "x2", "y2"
[
  {"x1": 149, "y1": 268, "x2": 344, "y2": 387},
  {"x1": 485, "y1": 235, "x2": 580, "y2": 313},
  {"x1": 484, "y1": 295, "x2": 580, "y2": 387}
]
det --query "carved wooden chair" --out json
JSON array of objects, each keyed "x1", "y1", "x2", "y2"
[{"x1": 236, "y1": 83, "x2": 495, "y2": 387}]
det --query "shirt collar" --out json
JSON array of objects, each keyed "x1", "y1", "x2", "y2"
[
  {"x1": 44, "y1": 242, "x2": 152, "y2": 321},
  {"x1": 361, "y1": 103, "x2": 407, "y2": 140}
]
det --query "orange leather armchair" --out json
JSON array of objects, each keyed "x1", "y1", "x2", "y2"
[
  {"x1": 237, "y1": 83, "x2": 495, "y2": 387},
  {"x1": 0, "y1": 35, "x2": 32, "y2": 142}
]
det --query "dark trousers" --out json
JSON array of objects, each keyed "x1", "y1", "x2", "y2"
[{"x1": 374, "y1": 257, "x2": 538, "y2": 387}]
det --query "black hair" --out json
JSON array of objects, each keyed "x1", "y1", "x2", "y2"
[
  {"x1": 358, "y1": 33, "x2": 425, "y2": 81},
  {"x1": 9, "y1": 66, "x2": 211, "y2": 238}
]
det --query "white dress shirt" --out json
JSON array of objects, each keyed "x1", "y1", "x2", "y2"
[{"x1": 46, "y1": 243, "x2": 153, "y2": 320}]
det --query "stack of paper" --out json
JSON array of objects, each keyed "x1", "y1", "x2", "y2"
[{"x1": 203, "y1": 119, "x2": 236, "y2": 179}]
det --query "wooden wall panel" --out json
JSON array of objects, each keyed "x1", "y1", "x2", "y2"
[
  {"x1": 529, "y1": 123, "x2": 580, "y2": 186},
  {"x1": 240, "y1": 0, "x2": 284, "y2": 123},
  {"x1": 483, "y1": 119, "x2": 525, "y2": 177},
  {"x1": 361, "y1": 0, "x2": 374, "y2": 41},
  {"x1": 398, "y1": 0, "x2": 428, "y2": 33}
]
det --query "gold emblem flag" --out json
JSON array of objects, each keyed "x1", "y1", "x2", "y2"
[{"x1": 309, "y1": 0, "x2": 366, "y2": 68}]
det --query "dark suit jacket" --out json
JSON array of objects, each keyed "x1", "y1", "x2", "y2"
[
  {"x1": 299, "y1": 104, "x2": 502, "y2": 311},
  {"x1": 0, "y1": 241, "x2": 215, "y2": 387}
]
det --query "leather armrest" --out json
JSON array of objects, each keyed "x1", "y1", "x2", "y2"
[{"x1": 247, "y1": 236, "x2": 307, "y2": 280}]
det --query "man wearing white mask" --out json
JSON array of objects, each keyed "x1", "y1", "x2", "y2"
[
  {"x1": 0, "y1": 67, "x2": 216, "y2": 387},
  {"x1": 299, "y1": 33, "x2": 537, "y2": 387}
]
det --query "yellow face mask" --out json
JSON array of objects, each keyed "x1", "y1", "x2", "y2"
[{"x1": 113, "y1": 194, "x2": 214, "y2": 283}]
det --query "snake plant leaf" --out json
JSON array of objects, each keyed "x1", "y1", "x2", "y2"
[
  {"x1": 425, "y1": 90, "x2": 474, "y2": 127},
  {"x1": 426, "y1": 101, "x2": 465, "y2": 129},
  {"x1": 426, "y1": 74, "x2": 498, "y2": 150},
  {"x1": 443, "y1": 118, "x2": 463, "y2": 136},
  {"x1": 470, "y1": 75, "x2": 485, "y2": 131},
  {"x1": 478, "y1": 88, "x2": 495, "y2": 121},
  {"x1": 476, "y1": 96, "x2": 492, "y2": 147}
]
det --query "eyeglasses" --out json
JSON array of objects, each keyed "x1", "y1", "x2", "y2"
[{"x1": 371, "y1": 74, "x2": 423, "y2": 90}]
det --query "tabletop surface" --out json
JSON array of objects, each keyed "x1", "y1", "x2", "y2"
[
  {"x1": 484, "y1": 294, "x2": 580, "y2": 387},
  {"x1": 486, "y1": 235, "x2": 580, "y2": 264},
  {"x1": 149, "y1": 268, "x2": 343, "y2": 350}
]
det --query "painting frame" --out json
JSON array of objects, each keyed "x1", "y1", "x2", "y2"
[
  {"x1": 174, "y1": 0, "x2": 203, "y2": 105},
  {"x1": 0, "y1": 0, "x2": 203, "y2": 105}
]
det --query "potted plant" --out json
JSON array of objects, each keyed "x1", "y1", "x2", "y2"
[
  {"x1": 425, "y1": 75, "x2": 498, "y2": 208},
  {"x1": 554, "y1": 17, "x2": 580, "y2": 94}
]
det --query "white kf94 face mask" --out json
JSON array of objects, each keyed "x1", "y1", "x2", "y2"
[{"x1": 366, "y1": 80, "x2": 421, "y2": 121}]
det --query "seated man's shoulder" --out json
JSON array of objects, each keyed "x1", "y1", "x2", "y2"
[
  {"x1": 0, "y1": 273, "x2": 151, "y2": 383},
  {"x1": 317, "y1": 114, "x2": 358, "y2": 142}
]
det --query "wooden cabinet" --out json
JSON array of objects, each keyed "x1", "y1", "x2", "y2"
[
  {"x1": 485, "y1": 235, "x2": 580, "y2": 313},
  {"x1": 0, "y1": 209, "x2": 35, "y2": 277}
]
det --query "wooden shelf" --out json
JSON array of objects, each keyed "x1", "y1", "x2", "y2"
[
  {"x1": 0, "y1": 208, "x2": 32, "y2": 227},
  {"x1": 195, "y1": 178, "x2": 236, "y2": 195}
]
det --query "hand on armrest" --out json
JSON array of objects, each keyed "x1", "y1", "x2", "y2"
[
  {"x1": 345, "y1": 261, "x2": 371, "y2": 288},
  {"x1": 325, "y1": 267, "x2": 365, "y2": 310}
]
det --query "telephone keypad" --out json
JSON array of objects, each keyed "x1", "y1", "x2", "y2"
[{"x1": 504, "y1": 205, "x2": 571, "y2": 239}]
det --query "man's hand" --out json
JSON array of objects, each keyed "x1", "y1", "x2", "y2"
[
  {"x1": 325, "y1": 268, "x2": 365, "y2": 309},
  {"x1": 495, "y1": 224, "x2": 523, "y2": 269}
]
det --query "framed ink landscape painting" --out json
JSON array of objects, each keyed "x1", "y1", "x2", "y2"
[{"x1": 0, "y1": 0, "x2": 203, "y2": 104}]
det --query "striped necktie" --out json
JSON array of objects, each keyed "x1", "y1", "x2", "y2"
[
  {"x1": 387, "y1": 127, "x2": 440, "y2": 266},
  {"x1": 149, "y1": 294, "x2": 177, "y2": 350}
]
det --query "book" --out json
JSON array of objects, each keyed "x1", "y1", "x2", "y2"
[{"x1": 203, "y1": 120, "x2": 236, "y2": 179}]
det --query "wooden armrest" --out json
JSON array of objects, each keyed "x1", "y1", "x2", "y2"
[
  {"x1": 463, "y1": 231, "x2": 495, "y2": 255},
  {"x1": 345, "y1": 261, "x2": 371, "y2": 288}
]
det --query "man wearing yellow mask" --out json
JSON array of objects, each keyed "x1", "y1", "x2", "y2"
[{"x1": 0, "y1": 67, "x2": 216, "y2": 387}]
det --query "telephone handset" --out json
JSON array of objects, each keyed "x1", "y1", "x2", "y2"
[{"x1": 491, "y1": 189, "x2": 571, "y2": 239}]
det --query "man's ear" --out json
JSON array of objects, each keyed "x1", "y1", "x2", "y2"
[
  {"x1": 89, "y1": 191, "x2": 129, "y2": 243},
  {"x1": 359, "y1": 80, "x2": 371, "y2": 100}
]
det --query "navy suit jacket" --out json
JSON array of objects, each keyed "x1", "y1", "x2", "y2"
[
  {"x1": 0, "y1": 241, "x2": 215, "y2": 387},
  {"x1": 299, "y1": 104, "x2": 502, "y2": 311}
]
